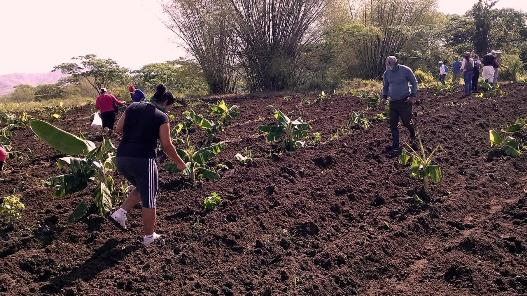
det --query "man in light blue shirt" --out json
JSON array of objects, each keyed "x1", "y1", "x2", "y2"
[{"x1": 382, "y1": 56, "x2": 418, "y2": 154}]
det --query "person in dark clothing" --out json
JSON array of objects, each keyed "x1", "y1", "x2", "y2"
[
  {"x1": 461, "y1": 52, "x2": 474, "y2": 97},
  {"x1": 472, "y1": 55, "x2": 481, "y2": 92},
  {"x1": 110, "y1": 85, "x2": 187, "y2": 247},
  {"x1": 382, "y1": 56, "x2": 418, "y2": 154}
]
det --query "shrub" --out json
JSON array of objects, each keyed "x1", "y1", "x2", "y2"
[
  {"x1": 0, "y1": 195, "x2": 25, "y2": 225},
  {"x1": 500, "y1": 53, "x2": 525, "y2": 82},
  {"x1": 414, "y1": 69, "x2": 436, "y2": 85}
]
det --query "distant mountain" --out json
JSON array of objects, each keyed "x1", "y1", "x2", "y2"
[{"x1": 0, "y1": 72, "x2": 65, "y2": 96}]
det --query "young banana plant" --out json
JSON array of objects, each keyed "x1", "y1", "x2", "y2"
[
  {"x1": 259, "y1": 109, "x2": 311, "y2": 151},
  {"x1": 400, "y1": 139, "x2": 443, "y2": 194},
  {"x1": 210, "y1": 100, "x2": 239, "y2": 124},
  {"x1": 489, "y1": 117, "x2": 526, "y2": 157},
  {"x1": 165, "y1": 142, "x2": 224, "y2": 183},
  {"x1": 30, "y1": 120, "x2": 124, "y2": 222},
  {"x1": 183, "y1": 110, "x2": 218, "y2": 145}
]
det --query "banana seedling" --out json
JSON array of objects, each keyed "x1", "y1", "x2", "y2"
[
  {"x1": 210, "y1": 100, "x2": 239, "y2": 124},
  {"x1": 259, "y1": 109, "x2": 311, "y2": 151},
  {"x1": 30, "y1": 120, "x2": 124, "y2": 222},
  {"x1": 183, "y1": 110, "x2": 218, "y2": 145},
  {"x1": 165, "y1": 142, "x2": 224, "y2": 183},
  {"x1": 348, "y1": 111, "x2": 371, "y2": 129},
  {"x1": 203, "y1": 192, "x2": 221, "y2": 211},
  {"x1": 400, "y1": 139, "x2": 443, "y2": 194},
  {"x1": 489, "y1": 117, "x2": 527, "y2": 157}
]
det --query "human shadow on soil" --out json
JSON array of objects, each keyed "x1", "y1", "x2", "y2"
[{"x1": 42, "y1": 239, "x2": 138, "y2": 293}]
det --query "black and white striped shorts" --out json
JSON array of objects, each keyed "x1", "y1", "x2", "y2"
[{"x1": 116, "y1": 157, "x2": 158, "y2": 208}]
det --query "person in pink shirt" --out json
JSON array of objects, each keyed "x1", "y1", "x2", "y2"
[
  {"x1": 95, "y1": 88, "x2": 125, "y2": 133},
  {"x1": 0, "y1": 145, "x2": 7, "y2": 170}
]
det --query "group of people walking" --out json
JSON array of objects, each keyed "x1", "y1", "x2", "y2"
[{"x1": 439, "y1": 50, "x2": 502, "y2": 96}]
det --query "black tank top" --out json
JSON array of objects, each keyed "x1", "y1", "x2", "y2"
[{"x1": 117, "y1": 102, "x2": 168, "y2": 159}]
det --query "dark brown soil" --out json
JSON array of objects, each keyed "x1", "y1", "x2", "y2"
[{"x1": 1, "y1": 84, "x2": 526, "y2": 295}]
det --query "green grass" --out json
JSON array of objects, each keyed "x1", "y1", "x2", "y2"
[
  {"x1": 336, "y1": 79, "x2": 383, "y2": 95},
  {"x1": 0, "y1": 97, "x2": 92, "y2": 112}
]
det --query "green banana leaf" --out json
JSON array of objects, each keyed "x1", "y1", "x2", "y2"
[
  {"x1": 489, "y1": 129, "x2": 502, "y2": 147},
  {"x1": 274, "y1": 110, "x2": 290, "y2": 125},
  {"x1": 30, "y1": 119, "x2": 95, "y2": 155},
  {"x1": 259, "y1": 125, "x2": 285, "y2": 142},
  {"x1": 199, "y1": 168, "x2": 220, "y2": 180},
  {"x1": 47, "y1": 173, "x2": 92, "y2": 197},
  {"x1": 68, "y1": 202, "x2": 89, "y2": 223},
  {"x1": 425, "y1": 165, "x2": 443, "y2": 183},
  {"x1": 93, "y1": 181, "x2": 113, "y2": 215},
  {"x1": 399, "y1": 149, "x2": 412, "y2": 166}
]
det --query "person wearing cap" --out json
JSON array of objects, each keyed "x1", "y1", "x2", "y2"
[
  {"x1": 110, "y1": 84, "x2": 187, "y2": 247},
  {"x1": 128, "y1": 84, "x2": 146, "y2": 102},
  {"x1": 382, "y1": 56, "x2": 418, "y2": 154},
  {"x1": 482, "y1": 52, "x2": 496, "y2": 85},
  {"x1": 0, "y1": 145, "x2": 7, "y2": 170},
  {"x1": 439, "y1": 61, "x2": 448, "y2": 85},
  {"x1": 461, "y1": 52, "x2": 475, "y2": 97},
  {"x1": 95, "y1": 88, "x2": 125, "y2": 133}
]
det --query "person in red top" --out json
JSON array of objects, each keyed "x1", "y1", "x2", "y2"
[
  {"x1": 95, "y1": 88, "x2": 125, "y2": 133},
  {"x1": 0, "y1": 145, "x2": 8, "y2": 170}
]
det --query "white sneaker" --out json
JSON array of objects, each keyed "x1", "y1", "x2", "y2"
[
  {"x1": 110, "y1": 208, "x2": 127, "y2": 229},
  {"x1": 143, "y1": 232, "x2": 162, "y2": 247}
]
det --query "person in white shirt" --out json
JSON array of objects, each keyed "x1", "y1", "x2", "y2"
[
  {"x1": 461, "y1": 52, "x2": 475, "y2": 97},
  {"x1": 439, "y1": 61, "x2": 448, "y2": 84}
]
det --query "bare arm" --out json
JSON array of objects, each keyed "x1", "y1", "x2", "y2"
[
  {"x1": 159, "y1": 123, "x2": 187, "y2": 171},
  {"x1": 115, "y1": 112, "x2": 125, "y2": 134}
]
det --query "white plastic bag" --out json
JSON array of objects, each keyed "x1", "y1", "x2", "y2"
[{"x1": 91, "y1": 112, "x2": 102, "y2": 128}]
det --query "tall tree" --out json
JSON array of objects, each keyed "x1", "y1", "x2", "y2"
[
  {"x1": 470, "y1": 0, "x2": 497, "y2": 56},
  {"x1": 163, "y1": 0, "x2": 238, "y2": 94},
  {"x1": 229, "y1": 0, "x2": 327, "y2": 91},
  {"x1": 53, "y1": 54, "x2": 129, "y2": 95},
  {"x1": 353, "y1": 0, "x2": 438, "y2": 78},
  {"x1": 133, "y1": 59, "x2": 208, "y2": 96}
]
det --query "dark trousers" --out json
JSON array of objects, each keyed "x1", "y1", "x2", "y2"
[
  {"x1": 463, "y1": 71, "x2": 474, "y2": 95},
  {"x1": 100, "y1": 111, "x2": 116, "y2": 130},
  {"x1": 439, "y1": 74, "x2": 446, "y2": 84},
  {"x1": 472, "y1": 71, "x2": 480, "y2": 92},
  {"x1": 389, "y1": 99, "x2": 416, "y2": 148}
]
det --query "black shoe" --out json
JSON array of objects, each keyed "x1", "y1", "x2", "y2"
[{"x1": 410, "y1": 141, "x2": 419, "y2": 151}]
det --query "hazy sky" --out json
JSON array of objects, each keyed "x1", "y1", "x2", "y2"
[{"x1": 1, "y1": 0, "x2": 526, "y2": 75}]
